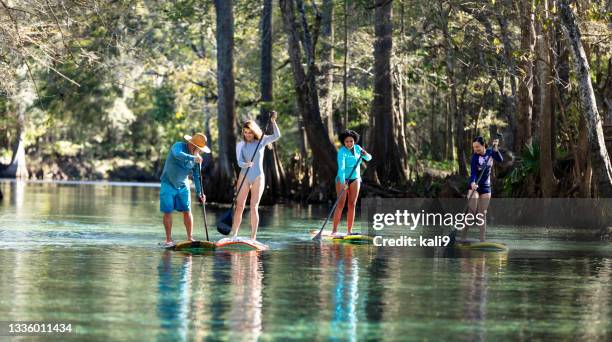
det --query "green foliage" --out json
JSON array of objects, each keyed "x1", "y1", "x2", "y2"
[
  {"x1": 0, "y1": 0, "x2": 608, "y2": 198},
  {"x1": 424, "y1": 159, "x2": 456, "y2": 173},
  {"x1": 149, "y1": 84, "x2": 177, "y2": 123},
  {"x1": 344, "y1": 86, "x2": 373, "y2": 129},
  {"x1": 504, "y1": 142, "x2": 540, "y2": 196},
  {"x1": 38, "y1": 63, "x2": 120, "y2": 139}
]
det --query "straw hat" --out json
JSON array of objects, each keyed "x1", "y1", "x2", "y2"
[{"x1": 184, "y1": 133, "x2": 211, "y2": 153}]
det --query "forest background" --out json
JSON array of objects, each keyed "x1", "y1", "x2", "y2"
[{"x1": 1, "y1": 0, "x2": 611, "y2": 203}]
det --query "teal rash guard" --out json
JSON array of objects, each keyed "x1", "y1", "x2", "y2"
[
  {"x1": 160, "y1": 142, "x2": 202, "y2": 197},
  {"x1": 336, "y1": 145, "x2": 372, "y2": 184}
]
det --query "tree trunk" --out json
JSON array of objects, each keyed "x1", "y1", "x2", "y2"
[
  {"x1": 559, "y1": 0, "x2": 612, "y2": 197},
  {"x1": 368, "y1": 0, "x2": 408, "y2": 186},
  {"x1": 259, "y1": 0, "x2": 287, "y2": 203},
  {"x1": 603, "y1": 58, "x2": 612, "y2": 156},
  {"x1": 279, "y1": 0, "x2": 337, "y2": 192},
  {"x1": 441, "y1": 10, "x2": 466, "y2": 177},
  {"x1": 342, "y1": 0, "x2": 350, "y2": 130},
  {"x1": 536, "y1": 0, "x2": 557, "y2": 197},
  {"x1": 603, "y1": 59, "x2": 612, "y2": 123},
  {"x1": 2, "y1": 104, "x2": 28, "y2": 179},
  {"x1": 4, "y1": 129, "x2": 28, "y2": 179},
  {"x1": 577, "y1": 116, "x2": 592, "y2": 197},
  {"x1": 319, "y1": 0, "x2": 335, "y2": 141},
  {"x1": 430, "y1": 86, "x2": 436, "y2": 159},
  {"x1": 445, "y1": 97, "x2": 452, "y2": 160},
  {"x1": 392, "y1": 61, "x2": 410, "y2": 178},
  {"x1": 516, "y1": 0, "x2": 535, "y2": 153},
  {"x1": 496, "y1": 13, "x2": 518, "y2": 151},
  {"x1": 209, "y1": 0, "x2": 238, "y2": 202}
]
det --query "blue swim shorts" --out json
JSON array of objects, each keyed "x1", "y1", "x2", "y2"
[{"x1": 160, "y1": 181, "x2": 191, "y2": 213}]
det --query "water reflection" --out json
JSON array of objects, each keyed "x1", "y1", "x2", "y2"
[
  {"x1": 316, "y1": 243, "x2": 379, "y2": 341},
  {"x1": 227, "y1": 251, "x2": 264, "y2": 341},
  {"x1": 329, "y1": 245, "x2": 358, "y2": 342},
  {"x1": 156, "y1": 250, "x2": 264, "y2": 341},
  {"x1": 157, "y1": 251, "x2": 192, "y2": 341},
  {"x1": 1, "y1": 181, "x2": 611, "y2": 340},
  {"x1": 11, "y1": 180, "x2": 25, "y2": 213},
  {"x1": 459, "y1": 254, "x2": 508, "y2": 342}
]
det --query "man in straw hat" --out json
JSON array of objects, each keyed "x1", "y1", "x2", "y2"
[{"x1": 160, "y1": 133, "x2": 211, "y2": 247}]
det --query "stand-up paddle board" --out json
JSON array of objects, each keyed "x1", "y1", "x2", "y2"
[
  {"x1": 215, "y1": 237, "x2": 269, "y2": 251},
  {"x1": 310, "y1": 230, "x2": 374, "y2": 244},
  {"x1": 160, "y1": 240, "x2": 216, "y2": 251},
  {"x1": 455, "y1": 239, "x2": 508, "y2": 252}
]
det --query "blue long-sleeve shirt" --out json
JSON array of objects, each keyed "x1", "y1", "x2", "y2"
[
  {"x1": 336, "y1": 145, "x2": 372, "y2": 184},
  {"x1": 160, "y1": 142, "x2": 202, "y2": 197},
  {"x1": 469, "y1": 148, "x2": 503, "y2": 189}
]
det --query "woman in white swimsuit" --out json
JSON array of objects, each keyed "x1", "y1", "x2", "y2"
[{"x1": 230, "y1": 111, "x2": 281, "y2": 241}]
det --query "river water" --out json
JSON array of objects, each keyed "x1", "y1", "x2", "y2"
[{"x1": 0, "y1": 181, "x2": 610, "y2": 341}]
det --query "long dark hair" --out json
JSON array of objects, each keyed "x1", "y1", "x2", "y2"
[{"x1": 473, "y1": 136, "x2": 488, "y2": 148}]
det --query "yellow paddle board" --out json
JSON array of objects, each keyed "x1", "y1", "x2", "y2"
[
  {"x1": 455, "y1": 240, "x2": 508, "y2": 252},
  {"x1": 310, "y1": 230, "x2": 374, "y2": 244}
]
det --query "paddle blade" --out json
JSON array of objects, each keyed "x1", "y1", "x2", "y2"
[
  {"x1": 216, "y1": 210, "x2": 233, "y2": 235},
  {"x1": 312, "y1": 229, "x2": 323, "y2": 241},
  {"x1": 448, "y1": 229, "x2": 457, "y2": 247}
]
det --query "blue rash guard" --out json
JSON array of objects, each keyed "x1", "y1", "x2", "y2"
[
  {"x1": 468, "y1": 148, "x2": 503, "y2": 194},
  {"x1": 159, "y1": 142, "x2": 202, "y2": 213},
  {"x1": 336, "y1": 145, "x2": 372, "y2": 184}
]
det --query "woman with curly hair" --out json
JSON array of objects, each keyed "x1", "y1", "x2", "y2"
[{"x1": 331, "y1": 129, "x2": 372, "y2": 236}]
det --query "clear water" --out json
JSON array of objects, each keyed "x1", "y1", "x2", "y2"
[{"x1": 0, "y1": 180, "x2": 610, "y2": 341}]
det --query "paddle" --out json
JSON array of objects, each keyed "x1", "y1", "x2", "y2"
[
  {"x1": 448, "y1": 134, "x2": 502, "y2": 246},
  {"x1": 198, "y1": 163, "x2": 210, "y2": 241},
  {"x1": 313, "y1": 154, "x2": 364, "y2": 241},
  {"x1": 217, "y1": 115, "x2": 273, "y2": 235}
]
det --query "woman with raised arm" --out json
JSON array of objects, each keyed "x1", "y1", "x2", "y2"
[{"x1": 229, "y1": 111, "x2": 281, "y2": 242}]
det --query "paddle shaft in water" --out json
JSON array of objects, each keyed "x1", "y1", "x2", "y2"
[
  {"x1": 198, "y1": 163, "x2": 209, "y2": 241},
  {"x1": 313, "y1": 154, "x2": 364, "y2": 241}
]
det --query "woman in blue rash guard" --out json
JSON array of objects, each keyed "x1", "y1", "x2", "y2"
[
  {"x1": 331, "y1": 130, "x2": 372, "y2": 236},
  {"x1": 461, "y1": 136, "x2": 503, "y2": 242}
]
